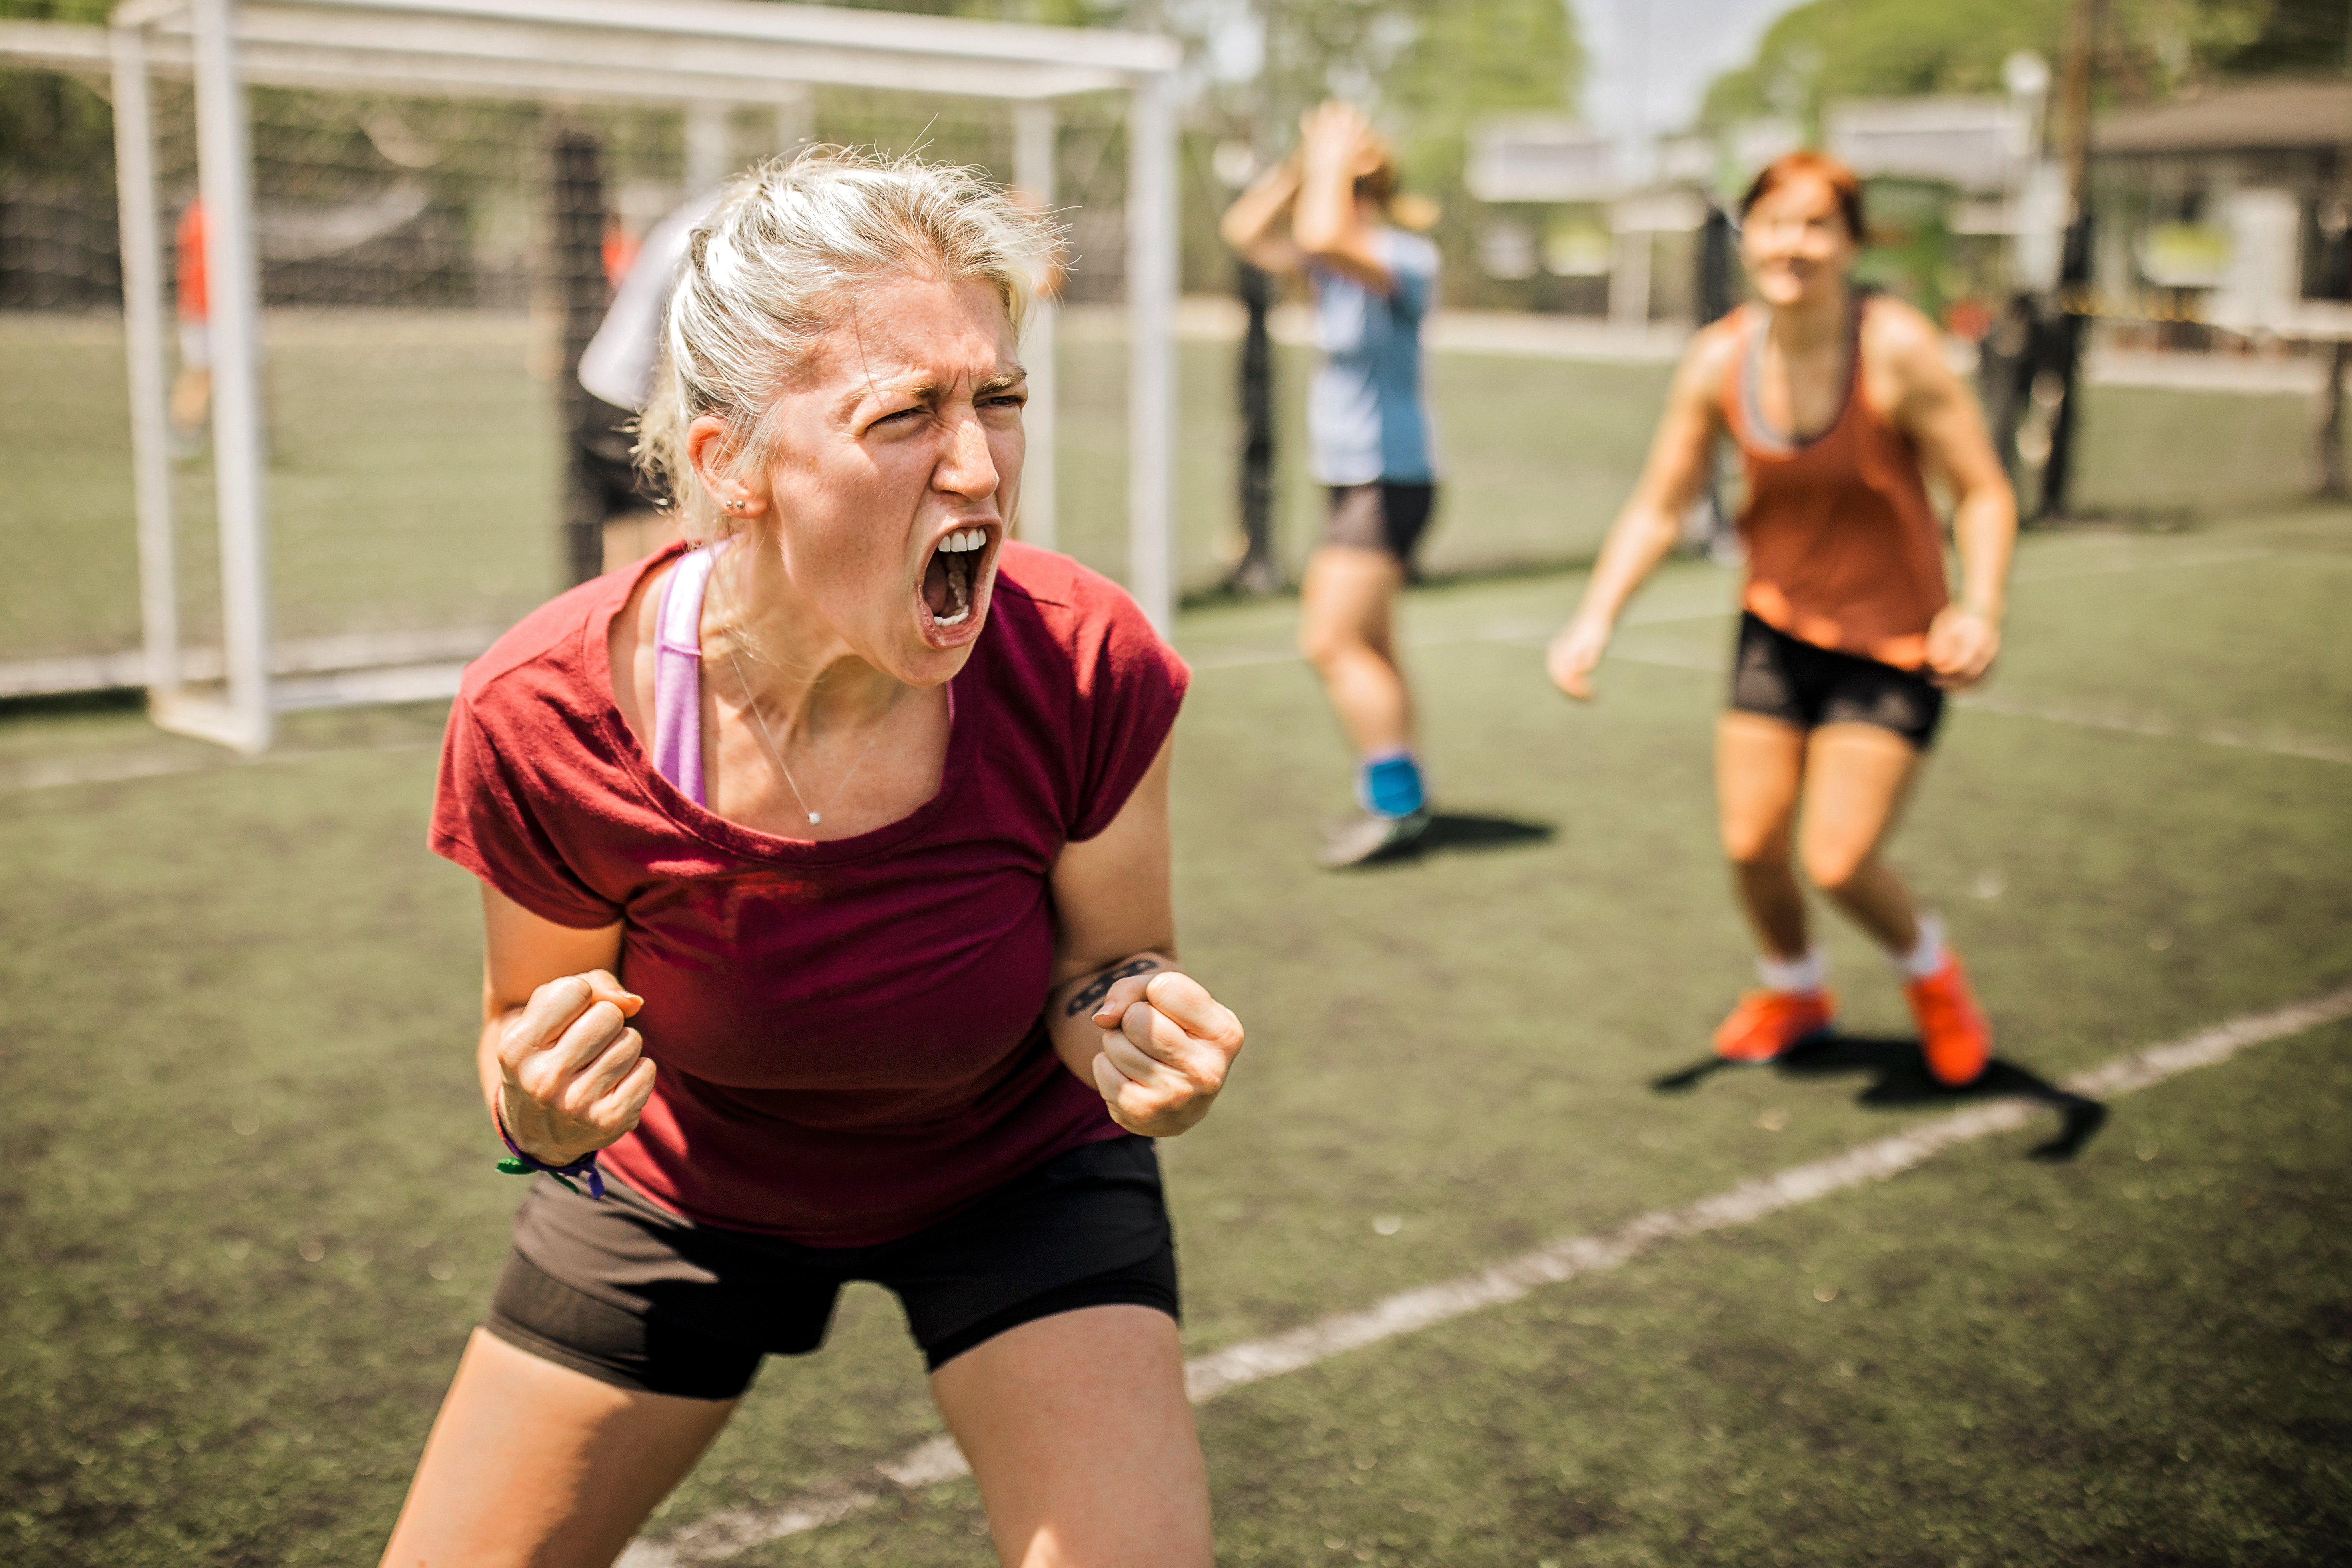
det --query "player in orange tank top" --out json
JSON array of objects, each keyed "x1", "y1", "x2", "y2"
[{"x1": 1546, "y1": 153, "x2": 2017, "y2": 1087}]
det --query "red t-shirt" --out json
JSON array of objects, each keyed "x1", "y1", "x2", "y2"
[{"x1": 431, "y1": 541, "x2": 1189, "y2": 1245}]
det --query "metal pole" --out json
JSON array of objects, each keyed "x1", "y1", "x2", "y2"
[
  {"x1": 2320, "y1": 341, "x2": 2349, "y2": 500},
  {"x1": 2038, "y1": 0, "x2": 2105, "y2": 521},
  {"x1": 110, "y1": 23, "x2": 181, "y2": 703},
  {"x1": 190, "y1": 0, "x2": 272, "y2": 751},
  {"x1": 1684, "y1": 201, "x2": 1736, "y2": 559},
  {"x1": 1013, "y1": 98, "x2": 1059, "y2": 553},
  {"x1": 1125, "y1": 72, "x2": 1176, "y2": 635},
  {"x1": 1227, "y1": 258, "x2": 1280, "y2": 593}
]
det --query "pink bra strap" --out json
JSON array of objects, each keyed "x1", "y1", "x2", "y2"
[{"x1": 651, "y1": 545, "x2": 720, "y2": 805}]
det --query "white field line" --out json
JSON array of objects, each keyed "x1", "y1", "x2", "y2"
[
  {"x1": 1579, "y1": 647, "x2": 2352, "y2": 767},
  {"x1": 2002, "y1": 544, "x2": 2274, "y2": 584},
  {"x1": 0, "y1": 738, "x2": 440, "y2": 794},
  {"x1": 1183, "y1": 537, "x2": 2297, "y2": 674},
  {"x1": 617, "y1": 985, "x2": 2352, "y2": 1568},
  {"x1": 1182, "y1": 601, "x2": 1736, "y2": 673},
  {"x1": 1956, "y1": 692, "x2": 2352, "y2": 766}
]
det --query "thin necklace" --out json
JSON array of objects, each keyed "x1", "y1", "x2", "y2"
[{"x1": 720, "y1": 641, "x2": 901, "y2": 827}]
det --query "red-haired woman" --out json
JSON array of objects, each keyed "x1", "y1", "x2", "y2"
[{"x1": 1547, "y1": 152, "x2": 2017, "y2": 1085}]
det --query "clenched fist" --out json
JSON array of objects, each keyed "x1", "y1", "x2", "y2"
[
  {"x1": 495, "y1": 970, "x2": 657, "y2": 1165},
  {"x1": 1086, "y1": 969, "x2": 1245, "y2": 1138}
]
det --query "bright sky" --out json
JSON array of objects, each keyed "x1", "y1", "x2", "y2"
[{"x1": 1568, "y1": 0, "x2": 1806, "y2": 136}]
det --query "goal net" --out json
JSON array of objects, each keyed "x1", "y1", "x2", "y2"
[{"x1": 0, "y1": 0, "x2": 1181, "y2": 749}]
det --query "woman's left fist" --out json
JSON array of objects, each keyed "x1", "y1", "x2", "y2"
[{"x1": 1089, "y1": 970, "x2": 1245, "y2": 1137}]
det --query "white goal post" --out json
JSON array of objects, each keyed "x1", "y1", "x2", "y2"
[{"x1": 38, "y1": 0, "x2": 1180, "y2": 752}]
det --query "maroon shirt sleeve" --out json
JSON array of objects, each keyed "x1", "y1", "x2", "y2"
[
  {"x1": 431, "y1": 693, "x2": 627, "y2": 930},
  {"x1": 1064, "y1": 570, "x2": 1191, "y2": 843}
]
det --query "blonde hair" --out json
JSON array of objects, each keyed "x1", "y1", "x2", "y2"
[{"x1": 637, "y1": 145, "x2": 1064, "y2": 542}]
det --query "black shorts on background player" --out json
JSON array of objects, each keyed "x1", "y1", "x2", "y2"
[
  {"x1": 485, "y1": 1135, "x2": 1178, "y2": 1401},
  {"x1": 1322, "y1": 482, "x2": 1437, "y2": 575},
  {"x1": 1729, "y1": 611, "x2": 1945, "y2": 750}
]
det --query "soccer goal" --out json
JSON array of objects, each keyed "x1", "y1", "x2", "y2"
[{"x1": 1, "y1": 0, "x2": 1178, "y2": 752}]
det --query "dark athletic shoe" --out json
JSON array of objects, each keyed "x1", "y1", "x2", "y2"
[{"x1": 1316, "y1": 809, "x2": 1430, "y2": 869}]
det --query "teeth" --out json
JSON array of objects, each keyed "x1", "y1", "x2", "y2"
[{"x1": 930, "y1": 535, "x2": 976, "y2": 629}]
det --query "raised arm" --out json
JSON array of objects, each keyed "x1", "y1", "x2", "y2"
[
  {"x1": 1045, "y1": 733, "x2": 1244, "y2": 1137},
  {"x1": 1547, "y1": 322, "x2": 1739, "y2": 699},
  {"x1": 1872, "y1": 300, "x2": 2017, "y2": 688},
  {"x1": 1219, "y1": 157, "x2": 1306, "y2": 275},
  {"x1": 1288, "y1": 101, "x2": 1394, "y2": 294}
]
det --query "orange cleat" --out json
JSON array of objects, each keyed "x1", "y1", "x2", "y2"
[
  {"x1": 1713, "y1": 989, "x2": 1837, "y2": 1063},
  {"x1": 1906, "y1": 953, "x2": 1992, "y2": 1086}
]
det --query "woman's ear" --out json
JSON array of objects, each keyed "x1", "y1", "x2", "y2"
[{"x1": 686, "y1": 414, "x2": 766, "y2": 519}]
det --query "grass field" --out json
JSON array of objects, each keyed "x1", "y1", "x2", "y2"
[
  {"x1": 4, "y1": 488, "x2": 2348, "y2": 1566},
  {"x1": 3, "y1": 306, "x2": 2335, "y2": 669}
]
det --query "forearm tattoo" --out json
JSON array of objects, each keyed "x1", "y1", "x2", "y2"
[{"x1": 1064, "y1": 957, "x2": 1164, "y2": 1018}]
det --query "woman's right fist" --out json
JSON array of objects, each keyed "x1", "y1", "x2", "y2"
[{"x1": 495, "y1": 971, "x2": 655, "y2": 1165}]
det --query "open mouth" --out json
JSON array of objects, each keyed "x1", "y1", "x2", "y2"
[{"x1": 922, "y1": 526, "x2": 990, "y2": 629}]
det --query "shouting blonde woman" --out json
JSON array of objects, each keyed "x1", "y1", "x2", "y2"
[{"x1": 383, "y1": 150, "x2": 1243, "y2": 1568}]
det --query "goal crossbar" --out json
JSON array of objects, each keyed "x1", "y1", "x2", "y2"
[{"x1": 23, "y1": 0, "x2": 1179, "y2": 750}]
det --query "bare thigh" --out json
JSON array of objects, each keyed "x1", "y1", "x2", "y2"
[
  {"x1": 931, "y1": 1305, "x2": 1210, "y2": 1568},
  {"x1": 1715, "y1": 711, "x2": 1808, "y2": 864},
  {"x1": 1795, "y1": 723, "x2": 1922, "y2": 888},
  {"x1": 1298, "y1": 545, "x2": 1402, "y2": 665},
  {"x1": 379, "y1": 1329, "x2": 735, "y2": 1568}
]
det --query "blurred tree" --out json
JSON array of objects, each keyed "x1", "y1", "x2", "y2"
[
  {"x1": 1697, "y1": 0, "x2": 2336, "y2": 135},
  {"x1": 2210, "y1": 0, "x2": 2352, "y2": 73},
  {"x1": 1245, "y1": 0, "x2": 1582, "y2": 192}
]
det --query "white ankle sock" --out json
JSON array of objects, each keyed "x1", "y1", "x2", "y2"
[
  {"x1": 1894, "y1": 914, "x2": 1946, "y2": 980},
  {"x1": 1756, "y1": 947, "x2": 1827, "y2": 995}
]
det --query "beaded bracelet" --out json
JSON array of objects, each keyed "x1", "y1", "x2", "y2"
[{"x1": 493, "y1": 1109, "x2": 607, "y2": 1199}]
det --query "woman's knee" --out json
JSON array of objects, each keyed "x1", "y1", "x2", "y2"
[
  {"x1": 1298, "y1": 616, "x2": 1374, "y2": 671},
  {"x1": 1721, "y1": 811, "x2": 1793, "y2": 869},
  {"x1": 1799, "y1": 835, "x2": 1875, "y2": 895}
]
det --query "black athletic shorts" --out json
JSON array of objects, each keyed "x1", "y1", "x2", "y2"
[
  {"x1": 1322, "y1": 482, "x2": 1438, "y2": 571},
  {"x1": 1729, "y1": 611, "x2": 1945, "y2": 750},
  {"x1": 484, "y1": 1135, "x2": 1178, "y2": 1401}
]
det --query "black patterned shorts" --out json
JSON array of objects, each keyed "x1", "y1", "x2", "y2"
[
  {"x1": 485, "y1": 1135, "x2": 1178, "y2": 1400},
  {"x1": 1729, "y1": 612, "x2": 1945, "y2": 750}
]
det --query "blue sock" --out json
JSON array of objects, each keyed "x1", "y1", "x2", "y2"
[{"x1": 1358, "y1": 751, "x2": 1426, "y2": 819}]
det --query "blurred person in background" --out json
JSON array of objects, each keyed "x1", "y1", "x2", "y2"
[
  {"x1": 381, "y1": 149, "x2": 1243, "y2": 1568},
  {"x1": 577, "y1": 190, "x2": 719, "y2": 571},
  {"x1": 1547, "y1": 151, "x2": 2017, "y2": 1088},
  {"x1": 1220, "y1": 101, "x2": 1442, "y2": 869},
  {"x1": 170, "y1": 197, "x2": 210, "y2": 440}
]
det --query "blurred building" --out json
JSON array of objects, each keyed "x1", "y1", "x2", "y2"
[
  {"x1": 1461, "y1": 90, "x2": 2047, "y2": 334},
  {"x1": 2089, "y1": 80, "x2": 2352, "y2": 349}
]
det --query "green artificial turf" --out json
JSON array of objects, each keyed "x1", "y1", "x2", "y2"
[{"x1": 2, "y1": 505, "x2": 2347, "y2": 1565}]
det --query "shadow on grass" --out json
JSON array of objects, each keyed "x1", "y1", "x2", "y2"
[
  {"x1": 1649, "y1": 1033, "x2": 2109, "y2": 1162},
  {"x1": 1420, "y1": 812, "x2": 1556, "y2": 854},
  {"x1": 1334, "y1": 812, "x2": 1557, "y2": 870}
]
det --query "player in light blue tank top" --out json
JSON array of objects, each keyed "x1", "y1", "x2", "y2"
[{"x1": 1221, "y1": 102, "x2": 1442, "y2": 867}]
